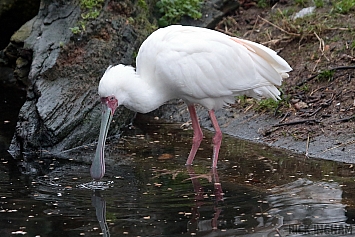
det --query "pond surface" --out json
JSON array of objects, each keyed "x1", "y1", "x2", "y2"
[{"x1": 1, "y1": 87, "x2": 355, "y2": 237}]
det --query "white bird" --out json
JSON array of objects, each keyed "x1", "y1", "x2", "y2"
[{"x1": 90, "y1": 25, "x2": 292, "y2": 180}]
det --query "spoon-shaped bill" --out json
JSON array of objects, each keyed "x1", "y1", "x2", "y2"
[{"x1": 90, "y1": 104, "x2": 113, "y2": 180}]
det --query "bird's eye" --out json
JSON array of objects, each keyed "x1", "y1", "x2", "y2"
[{"x1": 108, "y1": 96, "x2": 114, "y2": 101}]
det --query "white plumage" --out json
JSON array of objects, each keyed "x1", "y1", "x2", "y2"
[
  {"x1": 99, "y1": 25, "x2": 291, "y2": 111},
  {"x1": 91, "y1": 25, "x2": 292, "y2": 180}
]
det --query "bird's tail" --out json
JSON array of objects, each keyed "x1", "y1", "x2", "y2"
[
  {"x1": 231, "y1": 37, "x2": 292, "y2": 80},
  {"x1": 231, "y1": 37, "x2": 292, "y2": 100},
  {"x1": 242, "y1": 85, "x2": 281, "y2": 101}
]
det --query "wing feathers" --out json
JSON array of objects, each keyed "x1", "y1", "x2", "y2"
[
  {"x1": 138, "y1": 25, "x2": 292, "y2": 109},
  {"x1": 233, "y1": 37, "x2": 292, "y2": 75}
]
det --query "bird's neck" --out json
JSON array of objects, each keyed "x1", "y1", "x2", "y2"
[{"x1": 121, "y1": 70, "x2": 170, "y2": 113}]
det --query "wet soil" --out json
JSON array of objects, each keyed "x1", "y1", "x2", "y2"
[{"x1": 159, "y1": 1, "x2": 355, "y2": 163}]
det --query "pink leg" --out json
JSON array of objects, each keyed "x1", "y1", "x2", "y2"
[
  {"x1": 209, "y1": 110, "x2": 222, "y2": 168},
  {"x1": 185, "y1": 105, "x2": 203, "y2": 165}
]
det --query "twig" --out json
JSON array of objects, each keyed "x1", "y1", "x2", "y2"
[
  {"x1": 273, "y1": 119, "x2": 320, "y2": 127},
  {"x1": 334, "y1": 115, "x2": 355, "y2": 123},
  {"x1": 314, "y1": 31, "x2": 329, "y2": 62},
  {"x1": 305, "y1": 134, "x2": 310, "y2": 158},
  {"x1": 258, "y1": 16, "x2": 300, "y2": 37},
  {"x1": 310, "y1": 86, "x2": 326, "y2": 96},
  {"x1": 308, "y1": 107, "x2": 322, "y2": 117},
  {"x1": 307, "y1": 93, "x2": 337, "y2": 117},
  {"x1": 297, "y1": 74, "x2": 318, "y2": 87},
  {"x1": 327, "y1": 27, "x2": 351, "y2": 31},
  {"x1": 244, "y1": 103, "x2": 255, "y2": 113},
  {"x1": 311, "y1": 57, "x2": 322, "y2": 74},
  {"x1": 321, "y1": 140, "x2": 355, "y2": 153},
  {"x1": 315, "y1": 32, "x2": 324, "y2": 51},
  {"x1": 279, "y1": 112, "x2": 291, "y2": 123},
  {"x1": 330, "y1": 66, "x2": 355, "y2": 70}
]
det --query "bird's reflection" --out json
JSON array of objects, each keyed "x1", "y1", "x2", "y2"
[
  {"x1": 89, "y1": 166, "x2": 287, "y2": 236},
  {"x1": 186, "y1": 166, "x2": 224, "y2": 233},
  {"x1": 185, "y1": 166, "x2": 286, "y2": 236},
  {"x1": 92, "y1": 191, "x2": 110, "y2": 237}
]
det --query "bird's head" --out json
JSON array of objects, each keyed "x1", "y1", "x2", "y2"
[
  {"x1": 97, "y1": 64, "x2": 137, "y2": 110},
  {"x1": 90, "y1": 64, "x2": 133, "y2": 180}
]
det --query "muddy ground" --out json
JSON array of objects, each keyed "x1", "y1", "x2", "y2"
[{"x1": 157, "y1": 0, "x2": 355, "y2": 163}]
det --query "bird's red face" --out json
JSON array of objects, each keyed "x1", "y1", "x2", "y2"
[
  {"x1": 101, "y1": 96, "x2": 118, "y2": 115},
  {"x1": 90, "y1": 95, "x2": 118, "y2": 180}
]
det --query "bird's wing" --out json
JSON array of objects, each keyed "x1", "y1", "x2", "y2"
[
  {"x1": 232, "y1": 37, "x2": 292, "y2": 78},
  {"x1": 138, "y1": 25, "x2": 291, "y2": 101}
]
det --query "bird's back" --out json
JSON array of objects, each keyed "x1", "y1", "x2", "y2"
[{"x1": 136, "y1": 25, "x2": 292, "y2": 110}]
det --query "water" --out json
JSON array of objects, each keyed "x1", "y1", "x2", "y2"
[{"x1": 1, "y1": 88, "x2": 355, "y2": 236}]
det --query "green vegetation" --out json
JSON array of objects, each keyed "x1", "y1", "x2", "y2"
[
  {"x1": 131, "y1": 0, "x2": 158, "y2": 53},
  {"x1": 80, "y1": 0, "x2": 103, "y2": 9},
  {"x1": 236, "y1": 94, "x2": 290, "y2": 114},
  {"x1": 255, "y1": 98, "x2": 282, "y2": 112},
  {"x1": 70, "y1": 26, "x2": 81, "y2": 34},
  {"x1": 257, "y1": 0, "x2": 268, "y2": 8},
  {"x1": 267, "y1": 7, "x2": 338, "y2": 45},
  {"x1": 133, "y1": 0, "x2": 157, "y2": 32},
  {"x1": 138, "y1": 0, "x2": 148, "y2": 10},
  {"x1": 156, "y1": 0, "x2": 202, "y2": 26},
  {"x1": 236, "y1": 95, "x2": 248, "y2": 106},
  {"x1": 333, "y1": 0, "x2": 355, "y2": 14},
  {"x1": 314, "y1": 0, "x2": 324, "y2": 8},
  {"x1": 295, "y1": 0, "x2": 308, "y2": 7},
  {"x1": 297, "y1": 84, "x2": 310, "y2": 93},
  {"x1": 317, "y1": 69, "x2": 335, "y2": 82},
  {"x1": 70, "y1": 0, "x2": 104, "y2": 34}
]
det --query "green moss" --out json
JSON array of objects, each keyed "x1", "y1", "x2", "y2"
[
  {"x1": 80, "y1": 0, "x2": 104, "y2": 9},
  {"x1": 156, "y1": 0, "x2": 202, "y2": 27},
  {"x1": 333, "y1": 0, "x2": 355, "y2": 14},
  {"x1": 257, "y1": 0, "x2": 268, "y2": 8},
  {"x1": 131, "y1": 0, "x2": 158, "y2": 45},
  {"x1": 70, "y1": 0, "x2": 104, "y2": 34}
]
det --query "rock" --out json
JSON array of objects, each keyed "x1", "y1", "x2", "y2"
[
  {"x1": 6, "y1": 0, "x2": 240, "y2": 161},
  {"x1": 0, "y1": 0, "x2": 40, "y2": 50},
  {"x1": 10, "y1": 18, "x2": 36, "y2": 44},
  {"x1": 1, "y1": 16, "x2": 36, "y2": 86},
  {"x1": 8, "y1": 0, "x2": 140, "y2": 159},
  {"x1": 294, "y1": 101, "x2": 308, "y2": 110},
  {"x1": 14, "y1": 57, "x2": 31, "y2": 86},
  {"x1": 181, "y1": 0, "x2": 239, "y2": 28}
]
